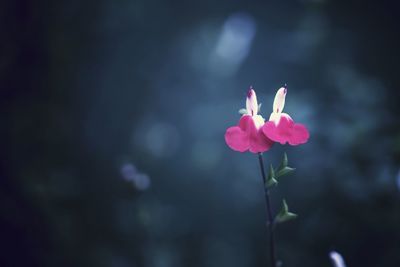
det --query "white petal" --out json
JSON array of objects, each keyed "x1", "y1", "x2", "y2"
[
  {"x1": 252, "y1": 114, "x2": 265, "y2": 129},
  {"x1": 269, "y1": 112, "x2": 292, "y2": 124},
  {"x1": 246, "y1": 88, "x2": 258, "y2": 116},
  {"x1": 272, "y1": 86, "x2": 287, "y2": 113},
  {"x1": 329, "y1": 251, "x2": 347, "y2": 267}
]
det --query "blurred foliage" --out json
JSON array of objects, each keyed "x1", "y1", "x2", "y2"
[{"x1": 1, "y1": 0, "x2": 400, "y2": 267}]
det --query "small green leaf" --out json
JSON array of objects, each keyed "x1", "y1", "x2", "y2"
[
  {"x1": 277, "y1": 212, "x2": 298, "y2": 223},
  {"x1": 266, "y1": 177, "x2": 278, "y2": 188},
  {"x1": 275, "y1": 199, "x2": 298, "y2": 223},
  {"x1": 281, "y1": 199, "x2": 289, "y2": 212},
  {"x1": 275, "y1": 153, "x2": 295, "y2": 178},
  {"x1": 265, "y1": 164, "x2": 277, "y2": 188},
  {"x1": 282, "y1": 152, "x2": 288, "y2": 168},
  {"x1": 268, "y1": 164, "x2": 275, "y2": 180},
  {"x1": 238, "y1": 108, "x2": 248, "y2": 115},
  {"x1": 276, "y1": 167, "x2": 296, "y2": 178},
  {"x1": 277, "y1": 152, "x2": 288, "y2": 171}
]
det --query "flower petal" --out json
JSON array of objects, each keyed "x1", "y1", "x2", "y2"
[
  {"x1": 225, "y1": 126, "x2": 249, "y2": 152},
  {"x1": 225, "y1": 115, "x2": 274, "y2": 153},
  {"x1": 249, "y1": 129, "x2": 274, "y2": 153},
  {"x1": 240, "y1": 116, "x2": 274, "y2": 153},
  {"x1": 262, "y1": 116, "x2": 293, "y2": 145},
  {"x1": 246, "y1": 88, "x2": 258, "y2": 116},
  {"x1": 262, "y1": 115, "x2": 309, "y2": 146},
  {"x1": 272, "y1": 86, "x2": 287, "y2": 113},
  {"x1": 289, "y1": 123, "x2": 309, "y2": 145}
]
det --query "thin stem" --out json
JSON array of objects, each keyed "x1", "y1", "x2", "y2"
[{"x1": 257, "y1": 152, "x2": 277, "y2": 267}]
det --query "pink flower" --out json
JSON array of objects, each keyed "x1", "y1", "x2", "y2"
[
  {"x1": 262, "y1": 86, "x2": 309, "y2": 145},
  {"x1": 225, "y1": 87, "x2": 274, "y2": 153}
]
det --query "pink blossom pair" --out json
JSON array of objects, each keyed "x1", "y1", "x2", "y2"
[{"x1": 225, "y1": 86, "x2": 309, "y2": 153}]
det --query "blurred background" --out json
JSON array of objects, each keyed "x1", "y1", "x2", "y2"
[{"x1": 1, "y1": 0, "x2": 400, "y2": 266}]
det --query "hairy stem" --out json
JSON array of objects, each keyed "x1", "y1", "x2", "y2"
[{"x1": 257, "y1": 152, "x2": 277, "y2": 267}]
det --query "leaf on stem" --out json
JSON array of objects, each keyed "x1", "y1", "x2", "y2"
[
  {"x1": 266, "y1": 177, "x2": 278, "y2": 188},
  {"x1": 266, "y1": 163, "x2": 278, "y2": 188},
  {"x1": 275, "y1": 199, "x2": 297, "y2": 223},
  {"x1": 276, "y1": 167, "x2": 296, "y2": 178},
  {"x1": 281, "y1": 152, "x2": 288, "y2": 168},
  {"x1": 275, "y1": 153, "x2": 295, "y2": 178}
]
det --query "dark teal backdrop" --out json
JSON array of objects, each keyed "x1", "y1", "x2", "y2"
[{"x1": 1, "y1": 0, "x2": 400, "y2": 266}]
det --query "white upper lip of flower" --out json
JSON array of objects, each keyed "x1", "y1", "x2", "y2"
[
  {"x1": 329, "y1": 251, "x2": 347, "y2": 267},
  {"x1": 246, "y1": 88, "x2": 259, "y2": 116},
  {"x1": 269, "y1": 86, "x2": 292, "y2": 124},
  {"x1": 246, "y1": 88, "x2": 265, "y2": 129},
  {"x1": 273, "y1": 86, "x2": 287, "y2": 113}
]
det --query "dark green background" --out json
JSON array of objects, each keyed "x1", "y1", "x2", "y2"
[{"x1": 1, "y1": 0, "x2": 400, "y2": 266}]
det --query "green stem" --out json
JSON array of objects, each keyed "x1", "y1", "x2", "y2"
[{"x1": 257, "y1": 152, "x2": 277, "y2": 267}]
